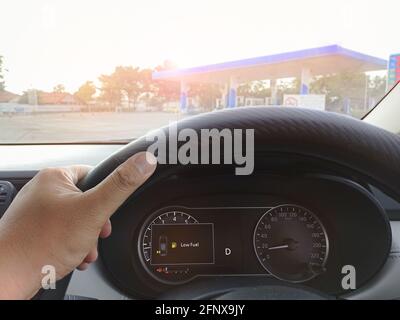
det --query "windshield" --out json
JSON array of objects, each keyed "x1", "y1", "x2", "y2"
[{"x1": 0, "y1": 0, "x2": 398, "y2": 143}]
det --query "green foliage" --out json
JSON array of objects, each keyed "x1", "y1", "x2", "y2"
[
  {"x1": 74, "y1": 81, "x2": 96, "y2": 105},
  {"x1": 98, "y1": 66, "x2": 153, "y2": 110},
  {"x1": 368, "y1": 75, "x2": 387, "y2": 103},
  {"x1": 189, "y1": 83, "x2": 222, "y2": 111},
  {"x1": 277, "y1": 78, "x2": 300, "y2": 95},
  {"x1": 238, "y1": 81, "x2": 271, "y2": 99},
  {"x1": 310, "y1": 72, "x2": 386, "y2": 112},
  {"x1": 18, "y1": 91, "x2": 30, "y2": 104},
  {"x1": 118, "y1": 66, "x2": 152, "y2": 108},
  {"x1": 238, "y1": 79, "x2": 299, "y2": 104},
  {"x1": 53, "y1": 84, "x2": 66, "y2": 93},
  {"x1": 310, "y1": 72, "x2": 367, "y2": 110},
  {"x1": 274, "y1": 78, "x2": 300, "y2": 103},
  {"x1": 98, "y1": 73, "x2": 122, "y2": 108}
]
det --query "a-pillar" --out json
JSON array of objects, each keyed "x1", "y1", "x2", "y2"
[
  {"x1": 300, "y1": 68, "x2": 312, "y2": 95},
  {"x1": 227, "y1": 77, "x2": 238, "y2": 108},
  {"x1": 180, "y1": 80, "x2": 189, "y2": 112}
]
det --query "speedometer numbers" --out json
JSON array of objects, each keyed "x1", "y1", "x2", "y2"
[
  {"x1": 254, "y1": 204, "x2": 329, "y2": 283},
  {"x1": 140, "y1": 211, "x2": 199, "y2": 283},
  {"x1": 142, "y1": 211, "x2": 198, "y2": 263}
]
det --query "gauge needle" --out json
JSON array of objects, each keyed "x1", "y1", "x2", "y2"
[
  {"x1": 268, "y1": 244, "x2": 289, "y2": 250},
  {"x1": 268, "y1": 239, "x2": 299, "y2": 251}
]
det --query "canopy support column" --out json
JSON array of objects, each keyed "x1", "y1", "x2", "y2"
[
  {"x1": 180, "y1": 80, "x2": 188, "y2": 112},
  {"x1": 227, "y1": 77, "x2": 238, "y2": 108},
  {"x1": 300, "y1": 68, "x2": 312, "y2": 95},
  {"x1": 270, "y1": 79, "x2": 278, "y2": 105}
]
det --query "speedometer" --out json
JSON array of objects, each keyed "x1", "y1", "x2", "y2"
[
  {"x1": 140, "y1": 210, "x2": 200, "y2": 284},
  {"x1": 141, "y1": 211, "x2": 198, "y2": 263},
  {"x1": 254, "y1": 204, "x2": 329, "y2": 282}
]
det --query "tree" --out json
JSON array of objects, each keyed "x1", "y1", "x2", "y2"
[
  {"x1": 310, "y1": 72, "x2": 367, "y2": 111},
  {"x1": 97, "y1": 66, "x2": 154, "y2": 111},
  {"x1": 189, "y1": 83, "x2": 222, "y2": 111},
  {"x1": 112, "y1": 66, "x2": 152, "y2": 111},
  {"x1": 278, "y1": 78, "x2": 300, "y2": 94},
  {"x1": 368, "y1": 75, "x2": 387, "y2": 105},
  {"x1": 53, "y1": 84, "x2": 66, "y2": 93},
  {"x1": 18, "y1": 91, "x2": 30, "y2": 104},
  {"x1": 152, "y1": 64, "x2": 180, "y2": 103},
  {"x1": 0, "y1": 55, "x2": 5, "y2": 91},
  {"x1": 237, "y1": 82, "x2": 252, "y2": 101},
  {"x1": 237, "y1": 80, "x2": 271, "y2": 104},
  {"x1": 74, "y1": 81, "x2": 96, "y2": 105},
  {"x1": 252, "y1": 81, "x2": 271, "y2": 98},
  {"x1": 98, "y1": 74, "x2": 122, "y2": 109}
]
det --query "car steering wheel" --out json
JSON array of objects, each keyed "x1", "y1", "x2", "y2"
[{"x1": 75, "y1": 106, "x2": 400, "y2": 300}]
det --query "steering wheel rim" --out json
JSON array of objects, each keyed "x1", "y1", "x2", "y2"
[{"x1": 79, "y1": 106, "x2": 400, "y2": 202}]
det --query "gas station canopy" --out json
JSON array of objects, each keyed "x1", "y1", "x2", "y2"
[
  {"x1": 153, "y1": 45, "x2": 387, "y2": 84},
  {"x1": 152, "y1": 45, "x2": 387, "y2": 110}
]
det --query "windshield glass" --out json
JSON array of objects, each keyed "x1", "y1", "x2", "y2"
[{"x1": 0, "y1": 0, "x2": 398, "y2": 143}]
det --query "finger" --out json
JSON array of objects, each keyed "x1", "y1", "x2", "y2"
[
  {"x1": 77, "y1": 246, "x2": 98, "y2": 270},
  {"x1": 77, "y1": 262, "x2": 89, "y2": 271},
  {"x1": 100, "y1": 220, "x2": 112, "y2": 239},
  {"x1": 66, "y1": 165, "x2": 93, "y2": 185},
  {"x1": 83, "y1": 247, "x2": 98, "y2": 263},
  {"x1": 84, "y1": 151, "x2": 157, "y2": 222}
]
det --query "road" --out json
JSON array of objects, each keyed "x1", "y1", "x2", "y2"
[{"x1": 0, "y1": 112, "x2": 186, "y2": 143}]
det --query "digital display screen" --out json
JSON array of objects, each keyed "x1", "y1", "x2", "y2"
[{"x1": 150, "y1": 223, "x2": 215, "y2": 265}]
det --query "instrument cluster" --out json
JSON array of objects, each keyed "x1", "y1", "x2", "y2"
[
  {"x1": 139, "y1": 204, "x2": 329, "y2": 284},
  {"x1": 100, "y1": 173, "x2": 391, "y2": 297}
]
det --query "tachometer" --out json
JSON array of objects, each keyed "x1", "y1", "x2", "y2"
[
  {"x1": 254, "y1": 204, "x2": 329, "y2": 282},
  {"x1": 141, "y1": 211, "x2": 198, "y2": 263}
]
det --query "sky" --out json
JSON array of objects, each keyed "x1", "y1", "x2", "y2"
[{"x1": 1, "y1": 0, "x2": 399, "y2": 94}]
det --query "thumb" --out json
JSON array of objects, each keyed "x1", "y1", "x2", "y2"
[{"x1": 84, "y1": 151, "x2": 157, "y2": 222}]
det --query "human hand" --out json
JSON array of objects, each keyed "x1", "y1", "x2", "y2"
[{"x1": 0, "y1": 151, "x2": 157, "y2": 299}]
